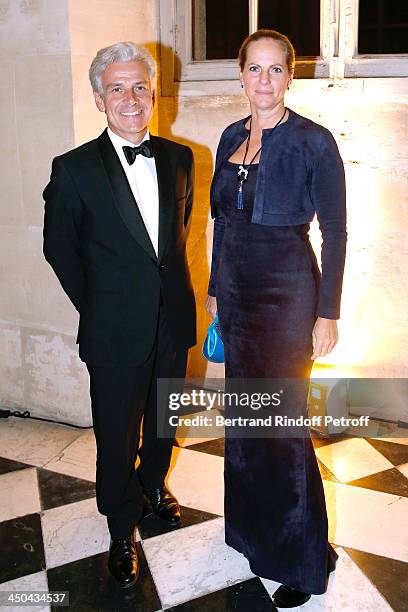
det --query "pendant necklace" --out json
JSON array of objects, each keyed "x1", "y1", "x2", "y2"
[{"x1": 236, "y1": 108, "x2": 287, "y2": 211}]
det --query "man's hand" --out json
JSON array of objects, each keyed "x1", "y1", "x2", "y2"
[
  {"x1": 205, "y1": 295, "x2": 217, "y2": 319},
  {"x1": 311, "y1": 317, "x2": 338, "y2": 360}
]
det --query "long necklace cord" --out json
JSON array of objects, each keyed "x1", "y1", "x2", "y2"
[{"x1": 236, "y1": 108, "x2": 287, "y2": 210}]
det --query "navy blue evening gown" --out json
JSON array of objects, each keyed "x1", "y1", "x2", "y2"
[{"x1": 214, "y1": 160, "x2": 337, "y2": 594}]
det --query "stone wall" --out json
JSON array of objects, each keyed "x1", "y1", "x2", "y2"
[{"x1": 0, "y1": 0, "x2": 81, "y2": 420}]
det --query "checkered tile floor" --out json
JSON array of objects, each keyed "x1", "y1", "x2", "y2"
[{"x1": 0, "y1": 417, "x2": 407, "y2": 611}]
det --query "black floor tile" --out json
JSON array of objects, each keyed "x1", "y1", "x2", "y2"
[
  {"x1": 345, "y1": 547, "x2": 408, "y2": 612},
  {"x1": 186, "y1": 438, "x2": 225, "y2": 457},
  {"x1": 367, "y1": 438, "x2": 408, "y2": 466},
  {"x1": 0, "y1": 513, "x2": 46, "y2": 583},
  {"x1": 48, "y1": 542, "x2": 161, "y2": 612},
  {"x1": 0, "y1": 456, "x2": 33, "y2": 476},
  {"x1": 139, "y1": 505, "x2": 220, "y2": 540},
  {"x1": 346, "y1": 467, "x2": 408, "y2": 497},
  {"x1": 167, "y1": 578, "x2": 277, "y2": 611},
  {"x1": 38, "y1": 468, "x2": 96, "y2": 511}
]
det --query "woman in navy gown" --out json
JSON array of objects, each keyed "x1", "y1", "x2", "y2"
[{"x1": 206, "y1": 30, "x2": 346, "y2": 608}]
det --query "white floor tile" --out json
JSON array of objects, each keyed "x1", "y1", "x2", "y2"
[
  {"x1": 167, "y1": 446, "x2": 224, "y2": 516},
  {"x1": 0, "y1": 571, "x2": 50, "y2": 612},
  {"x1": 315, "y1": 438, "x2": 393, "y2": 482},
  {"x1": 396, "y1": 462, "x2": 408, "y2": 479},
  {"x1": 0, "y1": 419, "x2": 82, "y2": 468},
  {"x1": 43, "y1": 430, "x2": 96, "y2": 482},
  {"x1": 262, "y1": 547, "x2": 392, "y2": 611},
  {"x1": 258, "y1": 576, "x2": 281, "y2": 599},
  {"x1": 142, "y1": 517, "x2": 254, "y2": 608},
  {"x1": 376, "y1": 437, "x2": 408, "y2": 445},
  {"x1": 41, "y1": 497, "x2": 110, "y2": 569},
  {"x1": 0, "y1": 468, "x2": 40, "y2": 522},
  {"x1": 324, "y1": 481, "x2": 408, "y2": 562}
]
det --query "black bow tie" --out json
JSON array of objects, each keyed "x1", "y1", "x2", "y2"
[{"x1": 122, "y1": 141, "x2": 154, "y2": 164}]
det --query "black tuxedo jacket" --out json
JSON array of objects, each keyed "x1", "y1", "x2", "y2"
[{"x1": 43, "y1": 129, "x2": 196, "y2": 366}]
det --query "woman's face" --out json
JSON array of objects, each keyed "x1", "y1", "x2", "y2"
[{"x1": 240, "y1": 38, "x2": 293, "y2": 113}]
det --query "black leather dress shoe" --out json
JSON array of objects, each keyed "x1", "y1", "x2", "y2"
[
  {"x1": 271, "y1": 585, "x2": 311, "y2": 608},
  {"x1": 146, "y1": 486, "x2": 181, "y2": 525},
  {"x1": 108, "y1": 529, "x2": 139, "y2": 588}
]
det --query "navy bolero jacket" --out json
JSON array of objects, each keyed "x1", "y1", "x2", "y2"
[{"x1": 208, "y1": 109, "x2": 347, "y2": 320}]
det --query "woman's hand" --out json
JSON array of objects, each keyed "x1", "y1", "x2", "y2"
[
  {"x1": 311, "y1": 317, "x2": 338, "y2": 360},
  {"x1": 205, "y1": 295, "x2": 217, "y2": 319}
]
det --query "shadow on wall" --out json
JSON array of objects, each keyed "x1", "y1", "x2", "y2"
[{"x1": 154, "y1": 43, "x2": 215, "y2": 380}]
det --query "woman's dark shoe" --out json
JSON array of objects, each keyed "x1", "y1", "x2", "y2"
[
  {"x1": 271, "y1": 584, "x2": 311, "y2": 608},
  {"x1": 146, "y1": 486, "x2": 181, "y2": 525},
  {"x1": 108, "y1": 529, "x2": 139, "y2": 588}
]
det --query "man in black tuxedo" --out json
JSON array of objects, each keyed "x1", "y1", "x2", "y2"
[{"x1": 43, "y1": 42, "x2": 196, "y2": 587}]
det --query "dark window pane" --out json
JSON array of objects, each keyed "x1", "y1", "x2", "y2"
[
  {"x1": 358, "y1": 0, "x2": 408, "y2": 54},
  {"x1": 258, "y1": 0, "x2": 320, "y2": 57},
  {"x1": 193, "y1": 0, "x2": 249, "y2": 60}
]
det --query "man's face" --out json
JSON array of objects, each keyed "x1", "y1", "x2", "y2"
[{"x1": 94, "y1": 60, "x2": 155, "y2": 144}]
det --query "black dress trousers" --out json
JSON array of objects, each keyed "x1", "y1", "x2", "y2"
[{"x1": 87, "y1": 303, "x2": 187, "y2": 539}]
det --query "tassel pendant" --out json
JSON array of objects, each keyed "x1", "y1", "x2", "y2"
[
  {"x1": 237, "y1": 182, "x2": 244, "y2": 210},
  {"x1": 237, "y1": 165, "x2": 249, "y2": 181}
]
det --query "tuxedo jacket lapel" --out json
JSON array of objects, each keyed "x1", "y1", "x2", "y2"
[
  {"x1": 97, "y1": 129, "x2": 157, "y2": 261},
  {"x1": 151, "y1": 136, "x2": 175, "y2": 262}
]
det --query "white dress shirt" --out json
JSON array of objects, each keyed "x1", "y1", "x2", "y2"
[{"x1": 107, "y1": 128, "x2": 159, "y2": 256}]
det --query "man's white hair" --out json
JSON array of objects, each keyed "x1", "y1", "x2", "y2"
[{"x1": 89, "y1": 41, "x2": 156, "y2": 95}]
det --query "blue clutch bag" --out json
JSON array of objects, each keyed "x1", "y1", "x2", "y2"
[{"x1": 202, "y1": 314, "x2": 224, "y2": 363}]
